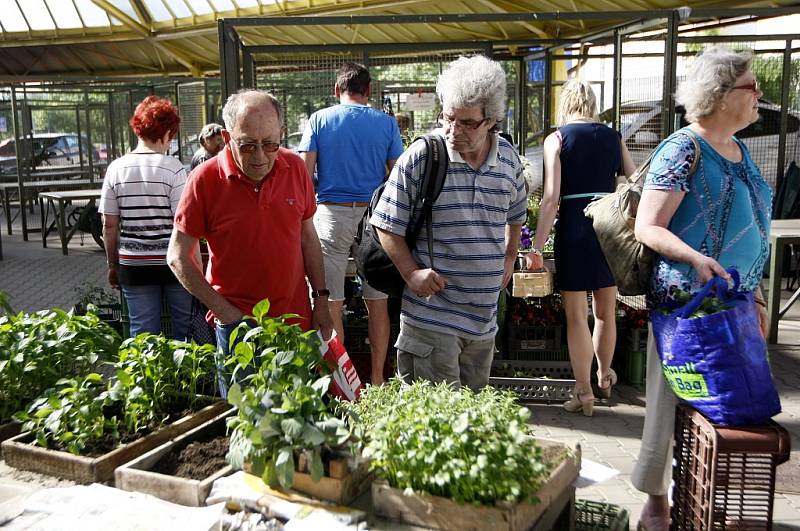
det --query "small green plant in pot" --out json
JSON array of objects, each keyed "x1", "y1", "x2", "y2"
[
  {"x1": 225, "y1": 300, "x2": 350, "y2": 489},
  {"x1": 343, "y1": 379, "x2": 554, "y2": 506}
]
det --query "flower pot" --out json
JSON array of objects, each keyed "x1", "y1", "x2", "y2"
[
  {"x1": 115, "y1": 407, "x2": 235, "y2": 506},
  {"x1": 1, "y1": 400, "x2": 229, "y2": 484}
]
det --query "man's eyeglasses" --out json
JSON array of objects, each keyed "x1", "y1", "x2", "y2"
[
  {"x1": 233, "y1": 138, "x2": 281, "y2": 154},
  {"x1": 730, "y1": 81, "x2": 760, "y2": 94},
  {"x1": 437, "y1": 112, "x2": 490, "y2": 131}
]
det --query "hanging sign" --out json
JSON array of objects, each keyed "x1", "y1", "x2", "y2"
[{"x1": 405, "y1": 92, "x2": 437, "y2": 112}]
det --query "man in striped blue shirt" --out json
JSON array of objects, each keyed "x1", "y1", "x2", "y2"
[{"x1": 370, "y1": 56, "x2": 527, "y2": 390}]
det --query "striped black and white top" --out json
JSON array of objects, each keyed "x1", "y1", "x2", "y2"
[
  {"x1": 371, "y1": 133, "x2": 528, "y2": 339},
  {"x1": 99, "y1": 151, "x2": 187, "y2": 267}
]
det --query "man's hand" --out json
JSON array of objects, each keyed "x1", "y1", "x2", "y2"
[
  {"x1": 406, "y1": 268, "x2": 446, "y2": 298},
  {"x1": 216, "y1": 307, "x2": 244, "y2": 326},
  {"x1": 502, "y1": 255, "x2": 516, "y2": 288},
  {"x1": 107, "y1": 267, "x2": 119, "y2": 289},
  {"x1": 312, "y1": 299, "x2": 334, "y2": 340}
]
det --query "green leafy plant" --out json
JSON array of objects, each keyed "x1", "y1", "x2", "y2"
[
  {"x1": 343, "y1": 379, "x2": 553, "y2": 506},
  {"x1": 225, "y1": 299, "x2": 350, "y2": 489},
  {"x1": 0, "y1": 308, "x2": 120, "y2": 424},
  {"x1": 15, "y1": 373, "x2": 119, "y2": 455},
  {"x1": 109, "y1": 334, "x2": 217, "y2": 434}
]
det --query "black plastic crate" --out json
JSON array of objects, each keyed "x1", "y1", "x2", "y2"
[
  {"x1": 507, "y1": 324, "x2": 563, "y2": 356},
  {"x1": 575, "y1": 499, "x2": 630, "y2": 531}
]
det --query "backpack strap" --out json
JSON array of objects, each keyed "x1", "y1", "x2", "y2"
[{"x1": 406, "y1": 134, "x2": 449, "y2": 269}]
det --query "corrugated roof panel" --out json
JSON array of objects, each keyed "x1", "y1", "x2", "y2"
[
  {"x1": 0, "y1": 0, "x2": 29, "y2": 32},
  {"x1": 186, "y1": 0, "x2": 215, "y2": 15},
  {"x1": 237, "y1": 0, "x2": 260, "y2": 8},
  {"x1": 165, "y1": 0, "x2": 192, "y2": 18},
  {"x1": 209, "y1": 0, "x2": 234, "y2": 11},
  {"x1": 109, "y1": 0, "x2": 142, "y2": 22},
  {"x1": 46, "y1": 0, "x2": 84, "y2": 29},
  {"x1": 74, "y1": 0, "x2": 115, "y2": 27},
  {"x1": 20, "y1": 0, "x2": 55, "y2": 31},
  {"x1": 142, "y1": 0, "x2": 172, "y2": 21}
]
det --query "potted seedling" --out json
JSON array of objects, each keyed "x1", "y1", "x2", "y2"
[{"x1": 225, "y1": 300, "x2": 368, "y2": 504}]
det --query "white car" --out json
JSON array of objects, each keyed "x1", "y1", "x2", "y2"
[{"x1": 599, "y1": 99, "x2": 800, "y2": 187}]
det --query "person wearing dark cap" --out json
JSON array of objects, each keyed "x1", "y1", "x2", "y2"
[{"x1": 190, "y1": 123, "x2": 224, "y2": 170}]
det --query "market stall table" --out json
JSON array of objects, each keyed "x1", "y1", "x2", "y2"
[
  {"x1": 0, "y1": 175, "x2": 95, "y2": 236},
  {"x1": 38, "y1": 189, "x2": 102, "y2": 256},
  {"x1": 767, "y1": 219, "x2": 800, "y2": 344}
]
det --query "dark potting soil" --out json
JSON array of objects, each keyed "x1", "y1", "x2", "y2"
[{"x1": 152, "y1": 435, "x2": 229, "y2": 480}]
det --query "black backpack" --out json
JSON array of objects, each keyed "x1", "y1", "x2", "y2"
[{"x1": 354, "y1": 135, "x2": 449, "y2": 298}]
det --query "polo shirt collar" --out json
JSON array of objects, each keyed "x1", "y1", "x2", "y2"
[
  {"x1": 218, "y1": 145, "x2": 289, "y2": 182},
  {"x1": 441, "y1": 130, "x2": 500, "y2": 168}
]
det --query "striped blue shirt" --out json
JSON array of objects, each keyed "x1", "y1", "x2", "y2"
[{"x1": 370, "y1": 133, "x2": 527, "y2": 338}]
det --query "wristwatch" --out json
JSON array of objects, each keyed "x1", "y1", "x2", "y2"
[{"x1": 311, "y1": 288, "x2": 330, "y2": 299}]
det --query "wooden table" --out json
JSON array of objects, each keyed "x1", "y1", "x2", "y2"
[
  {"x1": 38, "y1": 189, "x2": 102, "y2": 255},
  {"x1": 767, "y1": 219, "x2": 800, "y2": 344}
]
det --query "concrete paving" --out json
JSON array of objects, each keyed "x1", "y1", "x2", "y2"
[{"x1": 0, "y1": 212, "x2": 799, "y2": 530}]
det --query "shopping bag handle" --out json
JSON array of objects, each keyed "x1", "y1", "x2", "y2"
[{"x1": 677, "y1": 268, "x2": 740, "y2": 319}]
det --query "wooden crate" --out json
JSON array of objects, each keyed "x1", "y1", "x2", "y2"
[
  {"x1": 1, "y1": 400, "x2": 229, "y2": 484},
  {"x1": 372, "y1": 439, "x2": 580, "y2": 531},
  {"x1": 292, "y1": 459, "x2": 373, "y2": 505},
  {"x1": 115, "y1": 408, "x2": 235, "y2": 506},
  {"x1": 244, "y1": 457, "x2": 373, "y2": 506}
]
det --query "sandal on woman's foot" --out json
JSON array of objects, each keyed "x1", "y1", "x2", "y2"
[
  {"x1": 563, "y1": 387, "x2": 595, "y2": 416},
  {"x1": 596, "y1": 368, "x2": 618, "y2": 399}
]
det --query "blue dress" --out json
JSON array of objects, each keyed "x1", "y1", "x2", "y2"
[{"x1": 554, "y1": 123, "x2": 620, "y2": 291}]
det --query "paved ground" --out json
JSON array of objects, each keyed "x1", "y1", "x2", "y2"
[{"x1": 1, "y1": 216, "x2": 799, "y2": 530}]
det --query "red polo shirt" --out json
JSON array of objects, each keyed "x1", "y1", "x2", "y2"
[{"x1": 174, "y1": 146, "x2": 316, "y2": 328}]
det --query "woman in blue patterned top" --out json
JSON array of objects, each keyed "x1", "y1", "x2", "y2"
[{"x1": 631, "y1": 47, "x2": 772, "y2": 531}]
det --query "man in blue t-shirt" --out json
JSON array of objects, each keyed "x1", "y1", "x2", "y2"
[{"x1": 299, "y1": 62, "x2": 404, "y2": 385}]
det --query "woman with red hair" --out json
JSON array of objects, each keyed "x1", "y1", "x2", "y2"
[{"x1": 99, "y1": 96, "x2": 192, "y2": 339}]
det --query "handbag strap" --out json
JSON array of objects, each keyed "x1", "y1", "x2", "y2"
[{"x1": 676, "y1": 268, "x2": 740, "y2": 318}]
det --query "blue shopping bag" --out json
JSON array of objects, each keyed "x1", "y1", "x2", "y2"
[{"x1": 650, "y1": 269, "x2": 781, "y2": 426}]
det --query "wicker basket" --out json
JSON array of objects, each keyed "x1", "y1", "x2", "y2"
[{"x1": 512, "y1": 269, "x2": 554, "y2": 298}]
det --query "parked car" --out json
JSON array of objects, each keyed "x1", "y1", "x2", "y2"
[
  {"x1": 598, "y1": 98, "x2": 800, "y2": 185},
  {"x1": 285, "y1": 131, "x2": 304, "y2": 151},
  {"x1": 0, "y1": 133, "x2": 99, "y2": 176}
]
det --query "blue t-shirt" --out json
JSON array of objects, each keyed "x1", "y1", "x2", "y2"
[
  {"x1": 298, "y1": 104, "x2": 404, "y2": 203},
  {"x1": 644, "y1": 128, "x2": 772, "y2": 306}
]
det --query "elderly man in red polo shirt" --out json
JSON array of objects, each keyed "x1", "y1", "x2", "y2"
[{"x1": 168, "y1": 89, "x2": 333, "y2": 396}]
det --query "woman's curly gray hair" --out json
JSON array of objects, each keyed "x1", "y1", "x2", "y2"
[
  {"x1": 436, "y1": 55, "x2": 507, "y2": 128},
  {"x1": 676, "y1": 46, "x2": 753, "y2": 123}
]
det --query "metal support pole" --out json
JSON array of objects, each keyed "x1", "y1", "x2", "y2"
[
  {"x1": 203, "y1": 79, "x2": 211, "y2": 123},
  {"x1": 517, "y1": 57, "x2": 525, "y2": 151},
  {"x1": 243, "y1": 52, "x2": 254, "y2": 89},
  {"x1": 776, "y1": 39, "x2": 793, "y2": 193},
  {"x1": 543, "y1": 49, "x2": 553, "y2": 137},
  {"x1": 11, "y1": 85, "x2": 25, "y2": 238},
  {"x1": 218, "y1": 19, "x2": 241, "y2": 102},
  {"x1": 84, "y1": 89, "x2": 94, "y2": 183},
  {"x1": 661, "y1": 11, "x2": 679, "y2": 139},
  {"x1": 174, "y1": 82, "x2": 182, "y2": 162},
  {"x1": 613, "y1": 30, "x2": 623, "y2": 133}
]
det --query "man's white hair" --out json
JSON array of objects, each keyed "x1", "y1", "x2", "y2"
[{"x1": 436, "y1": 55, "x2": 507, "y2": 126}]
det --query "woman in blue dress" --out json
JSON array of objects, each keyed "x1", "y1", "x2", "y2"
[
  {"x1": 631, "y1": 47, "x2": 772, "y2": 531},
  {"x1": 527, "y1": 79, "x2": 636, "y2": 416}
]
